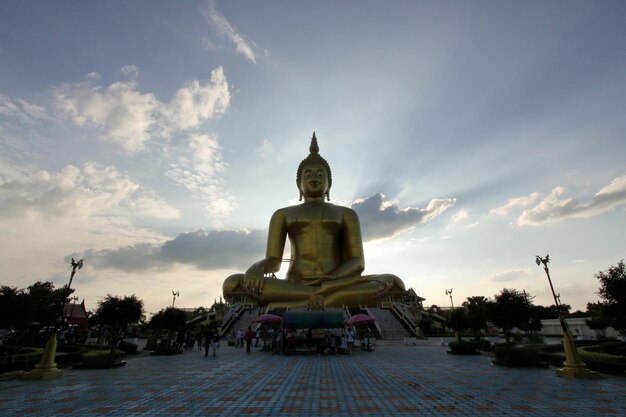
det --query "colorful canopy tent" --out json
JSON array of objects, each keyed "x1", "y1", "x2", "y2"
[
  {"x1": 344, "y1": 313, "x2": 376, "y2": 326},
  {"x1": 282, "y1": 309, "x2": 345, "y2": 329},
  {"x1": 251, "y1": 314, "x2": 283, "y2": 324}
]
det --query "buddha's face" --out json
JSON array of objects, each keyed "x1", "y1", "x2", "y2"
[{"x1": 299, "y1": 162, "x2": 329, "y2": 198}]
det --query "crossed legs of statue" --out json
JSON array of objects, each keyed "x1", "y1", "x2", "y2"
[{"x1": 223, "y1": 273, "x2": 405, "y2": 308}]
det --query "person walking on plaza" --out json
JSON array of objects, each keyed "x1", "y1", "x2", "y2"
[
  {"x1": 346, "y1": 327, "x2": 355, "y2": 355},
  {"x1": 339, "y1": 331, "x2": 347, "y2": 354},
  {"x1": 210, "y1": 329, "x2": 220, "y2": 357},
  {"x1": 204, "y1": 326, "x2": 218, "y2": 357},
  {"x1": 286, "y1": 328, "x2": 296, "y2": 355},
  {"x1": 236, "y1": 328, "x2": 244, "y2": 348},
  {"x1": 245, "y1": 326, "x2": 254, "y2": 353}
]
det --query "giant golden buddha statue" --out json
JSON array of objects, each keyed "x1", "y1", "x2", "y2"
[{"x1": 223, "y1": 133, "x2": 406, "y2": 308}]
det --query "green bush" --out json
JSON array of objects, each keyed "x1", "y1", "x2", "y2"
[
  {"x1": 117, "y1": 340, "x2": 138, "y2": 354},
  {"x1": 494, "y1": 346, "x2": 542, "y2": 366},
  {"x1": 448, "y1": 341, "x2": 479, "y2": 354},
  {"x1": 11, "y1": 347, "x2": 44, "y2": 362},
  {"x1": 539, "y1": 344, "x2": 563, "y2": 353},
  {"x1": 80, "y1": 349, "x2": 124, "y2": 366},
  {"x1": 596, "y1": 341, "x2": 626, "y2": 356},
  {"x1": 526, "y1": 334, "x2": 544, "y2": 344},
  {"x1": 472, "y1": 339, "x2": 492, "y2": 351},
  {"x1": 578, "y1": 346, "x2": 626, "y2": 373},
  {"x1": 538, "y1": 351, "x2": 565, "y2": 367}
]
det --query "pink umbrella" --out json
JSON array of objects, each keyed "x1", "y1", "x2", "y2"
[
  {"x1": 344, "y1": 314, "x2": 376, "y2": 326},
  {"x1": 251, "y1": 313, "x2": 283, "y2": 324}
]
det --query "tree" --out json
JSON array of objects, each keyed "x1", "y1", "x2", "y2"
[
  {"x1": 0, "y1": 286, "x2": 33, "y2": 329},
  {"x1": 486, "y1": 289, "x2": 532, "y2": 344},
  {"x1": 446, "y1": 308, "x2": 467, "y2": 339},
  {"x1": 26, "y1": 281, "x2": 73, "y2": 327},
  {"x1": 595, "y1": 260, "x2": 626, "y2": 334},
  {"x1": 585, "y1": 302, "x2": 611, "y2": 339},
  {"x1": 92, "y1": 294, "x2": 144, "y2": 361},
  {"x1": 149, "y1": 307, "x2": 187, "y2": 336},
  {"x1": 463, "y1": 296, "x2": 489, "y2": 339}
]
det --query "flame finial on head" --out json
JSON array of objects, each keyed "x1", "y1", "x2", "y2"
[
  {"x1": 296, "y1": 132, "x2": 332, "y2": 201},
  {"x1": 310, "y1": 131, "x2": 319, "y2": 154}
]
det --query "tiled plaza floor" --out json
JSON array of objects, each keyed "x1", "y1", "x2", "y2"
[{"x1": 1, "y1": 341, "x2": 624, "y2": 416}]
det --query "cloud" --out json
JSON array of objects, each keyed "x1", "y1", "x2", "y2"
[
  {"x1": 447, "y1": 209, "x2": 478, "y2": 230},
  {"x1": 0, "y1": 163, "x2": 179, "y2": 220},
  {"x1": 120, "y1": 65, "x2": 140, "y2": 80},
  {"x1": 0, "y1": 94, "x2": 51, "y2": 125},
  {"x1": 351, "y1": 193, "x2": 456, "y2": 241},
  {"x1": 487, "y1": 268, "x2": 530, "y2": 283},
  {"x1": 53, "y1": 78, "x2": 159, "y2": 152},
  {"x1": 516, "y1": 175, "x2": 626, "y2": 226},
  {"x1": 490, "y1": 192, "x2": 541, "y2": 216},
  {"x1": 53, "y1": 66, "x2": 230, "y2": 152},
  {"x1": 160, "y1": 67, "x2": 230, "y2": 132},
  {"x1": 166, "y1": 133, "x2": 235, "y2": 218},
  {"x1": 258, "y1": 139, "x2": 274, "y2": 157},
  {"x1": 450, "y1": 209, "x2": 469, "y2": 223},
  {"x1": 201, "y1": 0, "x2": 257, "y2": 64},
  {"x1": 80, "y1": 228, "x2": 265, "y2": 272}
]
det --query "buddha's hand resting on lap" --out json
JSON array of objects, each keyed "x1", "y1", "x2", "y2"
[{"x1": 244, "y1": 264, "x2": 264, "y2": 293}]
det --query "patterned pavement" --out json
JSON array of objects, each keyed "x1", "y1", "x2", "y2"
[{"x1": 1, "y1": 340, "x2": 624, "y2": 416}]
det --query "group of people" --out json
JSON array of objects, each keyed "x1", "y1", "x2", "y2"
[
  {"x1": 201, "y1": 325, "x2": 221, "y2": 357},
  {"x1": 174, "y1": 323, "x2": 368, "y2": 357},
  {"x1": 232, "y1": 326, "x2": 358, "y2": 356}
]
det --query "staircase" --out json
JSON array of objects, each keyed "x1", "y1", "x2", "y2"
[
  {"x1": 368, "y1": 308, "x2": 411, "y2": 339},
  {"x1": 226, "y1": 309, "x2": 259, "y2": 337}
]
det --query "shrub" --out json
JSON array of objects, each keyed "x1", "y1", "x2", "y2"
[
  {"x1": 472, "y1": 338, "x2": 492, "y2": 351},
  {"x1": 538, "y1": 351, "x2": 565, "y2": 367},
  {"x1": 526, "y1": 334, "x2": 544, "y2": 344},
  {"x1": 494, "y1": 346, "x2": 544, "y2": 367},
  {"x1": 578, "y1": 346, "x2": 626, "y2": 373},
  {"x1": 448, "y1": 341, "x2": 479, "y2": 355},
  {"x1": 597, "y1": 341, "x2": 626, "y2": 356},
  {"x1": 80, "y1": 349, "x2": 124, "y2": 366},
  {"x1": 539, "y1": 344, "x2": 563, "y2": 353},
  {"x1": 10, "y1": 347, "x2": 44, "y2": 363},
  {"x1": 117, "y1": 340, "x2": 138, "y2": 354}
]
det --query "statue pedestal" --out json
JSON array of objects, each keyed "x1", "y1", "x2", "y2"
[
  {"x1": 22, "y1": 333, "x2": 63, "y2": 380},
  {"x1": 556, "y1": 331, "x2": 602, "y2": 380}
]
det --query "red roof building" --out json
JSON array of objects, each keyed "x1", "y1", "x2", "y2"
[{"x1": 63, "y1": 300, "x2": 89, "y2": 326}]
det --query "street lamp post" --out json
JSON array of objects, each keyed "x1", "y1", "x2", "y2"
[
  {"x1": 23, "y1": 258, "x2": 83, "y2": 380},
  {"x1": 445, "y1": 289, "x2": 454, "y2": 309},
  {"x1": 535, "y1": 255, "x2": 601, "y2": 379},
  {"x1": 445, "y1": 289, "x2": 460, "y2": 342}
]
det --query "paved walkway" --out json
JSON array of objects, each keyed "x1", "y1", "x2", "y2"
[{"x1": 1, "y1": 341, "x2": 624, "y2": 416}]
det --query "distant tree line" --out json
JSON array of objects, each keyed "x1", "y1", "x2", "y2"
[
  {"x1": 440, "y1": 259, "x2": 626, "y2": 341},
  {"x1": 2, "y1": 259, "x2": 625, "y2": 341}
]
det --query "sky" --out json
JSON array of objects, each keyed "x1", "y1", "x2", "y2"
[{"x1": 1, "y1": 1, "x2": 625, "y2": 316}]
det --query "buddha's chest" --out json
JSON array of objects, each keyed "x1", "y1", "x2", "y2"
[{"x1": 285, "y1": 206, "x2": 343, "y2": 236}]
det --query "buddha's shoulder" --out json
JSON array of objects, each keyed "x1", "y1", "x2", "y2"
[{"x1": 276, "y1": 202, "x2": 356, "y2": 216}]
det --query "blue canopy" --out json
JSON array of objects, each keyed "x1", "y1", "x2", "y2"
[{"x1": 282, "y1": 309, "x2": 345, "y2": 329}]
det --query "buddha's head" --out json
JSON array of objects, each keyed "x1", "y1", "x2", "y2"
[{"x1": 297, "y1": 132, "x2": 332, "y2": 201}]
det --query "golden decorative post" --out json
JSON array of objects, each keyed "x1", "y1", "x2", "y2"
[
  {"x1": 23, "y1": 258, "x2": 83, "y2": 380},
  {"x1": 535, "y1": 255, "x2": 602, "y2": 379}
]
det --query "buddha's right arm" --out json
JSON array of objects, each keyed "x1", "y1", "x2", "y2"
[
  {"x1": 243, "y1": 210, "x2": 287, "y2": 291},
  {"x1": 265, "y1": 209, "x2": 287, "y2": 268}
]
